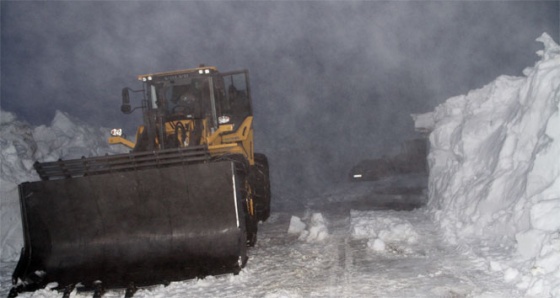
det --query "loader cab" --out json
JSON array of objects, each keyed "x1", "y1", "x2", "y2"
[
  {"x1": 146, "y1": 69, "x2": 253, "y2": 129},
  {"x1": 159, "y1": 77, "x2": 209, "y2": 120},
  {"x1": 134, "y1": 67, "x2": 253, "y2": 151}
]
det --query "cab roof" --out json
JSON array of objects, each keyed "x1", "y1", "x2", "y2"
[{"x1": 137, "y1": 66, "x2": 218, "y2": 81}]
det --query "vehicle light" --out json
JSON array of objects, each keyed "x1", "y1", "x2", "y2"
[
  {"x1": 142, "y1": 77, "x2": 147, "y2": 82},
  {"x1": 110, "y1": 128, "x2": 123, "y2": 137},
  {"x1": 218, "y1": 115, "x2": 231, "y2": 124},
  {"x1": 199, "y1": 69, "x2": 204, "y2": 74},
  {"x1": 205, "y1": 69, "x2": 210, "y2": 74},
  {"x1": 353, "y1": 174, "x2": 363, "y2": 178},
  {"x1": 147, "y1": 76, "x2": 152, "y2": 81}
]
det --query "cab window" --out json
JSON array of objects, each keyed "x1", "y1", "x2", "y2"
[{"x1": 218, "y1": 72, "x2": 252, "y2": 127}]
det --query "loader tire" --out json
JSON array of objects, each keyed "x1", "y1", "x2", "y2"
[
  {"x1": 251, "y1": 153, "x2": 271, "y2": 222},
  {"x1": 230, "y1": 155, "x2": 259, "y2": 247},
  {"x1": 246, "y1": 217, "x2": 258, "y2": 247}
]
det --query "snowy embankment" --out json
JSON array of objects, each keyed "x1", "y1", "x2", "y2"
[
  {"x1": 0, "y1": 110, "x2": 128, "y2": 261},
  {"x1": 415, "y1": 33, "x2": 560, "y2": 297}
]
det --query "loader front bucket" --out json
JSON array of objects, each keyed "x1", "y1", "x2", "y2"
[{"x1": 12, "y1": 160, "x2": 247, "y2": 290}]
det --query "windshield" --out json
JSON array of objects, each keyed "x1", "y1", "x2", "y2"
[{"x1": 153, "y1": 77, "x2": 210, "y2": 119}]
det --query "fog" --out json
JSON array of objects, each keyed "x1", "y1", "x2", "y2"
[{"x1": 1, "y1": 1, "x2": 558, "y2": 206}]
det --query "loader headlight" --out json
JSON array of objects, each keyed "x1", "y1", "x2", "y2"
[
  {"x1": 110, "y1": 128, "x2": 123, "y2": 137},
  {"x1": 218, "y1": 115, "x2": 231, "y2": 124}
]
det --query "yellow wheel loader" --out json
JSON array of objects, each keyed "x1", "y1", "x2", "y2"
[{"x1": 10, "y1": 66, "x2": 271, "y2": 296}]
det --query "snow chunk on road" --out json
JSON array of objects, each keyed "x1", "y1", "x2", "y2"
[
  {"x1": 367, "y1": 238, "x2": 386, "y2": 252},
  {"x1": 288, "y1": 213, "x2": 329, "y2": 242},
  {"x1": 288, "y1": 216, "x2": 306, "y2": 234},
  {"x1": 504, "y1": 268, "x2": 519, "y2": 282},
  {"x1": 350, "y1": 210, "x2": 419, "y2": 253},
  {"x1": 351, "y1": 210, "x2": 419, "y2": 243}
]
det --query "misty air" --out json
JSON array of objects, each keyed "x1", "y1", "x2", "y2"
[{"x1": 1, "y1": 1, "x2": 560, "y2": 297}]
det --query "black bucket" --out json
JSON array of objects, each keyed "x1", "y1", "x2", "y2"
[{"x1": 12, "y1": 160, "x2": 246, "y2": 289}]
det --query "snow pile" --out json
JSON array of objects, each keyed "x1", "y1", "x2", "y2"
[
  {"x1": 287, "y1": 213, "x2": 329, "y2": 242},
  {"x1": 419, "y1": 33, "x2": 560, "y2": 296},
  {"x1": 33, "y1": 111, "x2": 125, "y2": 161},
  {"x1": 0, "y1": 110, "x2": 38, "y2": 262},
  {"x1": 0, "y1": 110, "x2": 128, "y2": 261},
  {"x1": 287, "y1": 216, "x2": 307, "y2": 234},
  {"x1": 350, "y1": 210, "x2": 419, "y2": 254}
]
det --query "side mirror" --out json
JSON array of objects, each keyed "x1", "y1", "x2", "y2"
[{"x1": 121, "y1": 88, "x2": 132, "y2": 114}]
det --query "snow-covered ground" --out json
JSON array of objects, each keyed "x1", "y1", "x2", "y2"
[
  {"x1": 1, "y1": 32, "x2": 559, "y2": 297},
  {"x1": 0, "y1": 199, "x2": 523, "y2": 298}
]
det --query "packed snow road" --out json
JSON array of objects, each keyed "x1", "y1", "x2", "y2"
[{"x1": 0, "y1": 184, "x2": 521, "y2": 298}]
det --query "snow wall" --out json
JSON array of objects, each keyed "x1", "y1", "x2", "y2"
[
  {"x1": 417, "y1": 33, "x2": 560, "y2": 297},
  {"x1": 0, "y1": 110, "x2": 128, "y2": 261}
]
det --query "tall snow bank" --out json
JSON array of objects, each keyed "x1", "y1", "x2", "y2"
[
  {"x1": 0, "y1": 110, "x2": 128, "y2": 261},
  {"x1": 419, "y1": 33, "x2": 560, "y2": 296}
]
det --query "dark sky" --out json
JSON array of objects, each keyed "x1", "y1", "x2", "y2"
[{"x1": 1, "y1": 1, "x2": 558, "y2": 204}]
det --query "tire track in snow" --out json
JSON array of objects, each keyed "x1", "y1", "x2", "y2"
[{"x1": 325, "y1": 209, "x2": 352, "y2": 297}]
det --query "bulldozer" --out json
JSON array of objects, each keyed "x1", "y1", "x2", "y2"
[{"x1": 10, "y1": 66, "x2": 271, "y2": 297}]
